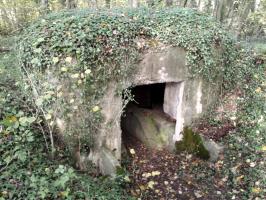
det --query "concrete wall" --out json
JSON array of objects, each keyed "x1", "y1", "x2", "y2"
[{"x1": 89, "y1": 47, "x2": 220, "y2": 175}]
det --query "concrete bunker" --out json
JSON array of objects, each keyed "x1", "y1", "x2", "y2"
[
  {"x1": 96, "y1": 47, "x2": 221, "y2": 175},
  {"x1": 19, "y1": 9, "x2": 231, "y2": 177}
]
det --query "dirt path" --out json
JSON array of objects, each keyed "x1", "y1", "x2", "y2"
[{"x1": 123, "y1": 135, "x2": 228, "y2": 200}]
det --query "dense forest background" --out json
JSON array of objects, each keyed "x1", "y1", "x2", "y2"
[{"x1": 0, "y1": 0, "x2": 265, "y2": 42}]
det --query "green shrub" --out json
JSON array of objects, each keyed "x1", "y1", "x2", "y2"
[{"x1": 0, "y1": 36, "x2": 131, "y2": 200}]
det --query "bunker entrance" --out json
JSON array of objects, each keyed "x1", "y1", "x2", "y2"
[
  {"x1": 130, "y1": 83, "x2": 166, "y2": 110},
  {"x1": 121, "y1": 83, "x2": 177, "y2": 151}
]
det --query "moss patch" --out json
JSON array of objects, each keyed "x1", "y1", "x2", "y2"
[{"x1": 175, "y1": 127, "x2": 210, "y2": 160}]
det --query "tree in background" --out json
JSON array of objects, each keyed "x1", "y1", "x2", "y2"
[
  {"x1": 0, "y1": 0, "x2": 265, "y2": 41},
  {"x1": 66, "y1": 0, "x2": 77, "y2": 8},
  {"x1": 41, "y1": 0, "x2": 49, "y2": 13},
  {"x1": 128, "y1": 0, "x2": 138, "y2": 8}
]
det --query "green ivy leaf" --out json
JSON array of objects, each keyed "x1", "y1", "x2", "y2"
[{"x1": 27, "y1": 117, "x2": 36, "y2": 123}]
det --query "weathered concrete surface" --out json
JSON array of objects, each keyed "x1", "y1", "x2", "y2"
[
  {"x1": 132, "y1": 47, "x2": 189, "y2": 85},
  {"x1": 88, "y1": 46, "x2": 221, "y2": 175},
  {"x1": 163, "y1": 82, "x2": 182, "y2": 119},
  {"x1": 122, "y1": 105, "x2": 176, "y2": 151},
  {"x1": 88, "y1": 82, "x2": 123, "y2": 175},
  {"x1": 98, "y1": 148, "x2": 120, "y2": 176}
]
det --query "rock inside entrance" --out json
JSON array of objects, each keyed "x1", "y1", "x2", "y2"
[{"x1": 121, "y1": 83, "x2": 177, "y2": 151}]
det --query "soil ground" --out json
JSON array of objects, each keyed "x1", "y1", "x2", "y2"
[{"x1": 122, "y1": 123, "x2": 234, "y2": 200}]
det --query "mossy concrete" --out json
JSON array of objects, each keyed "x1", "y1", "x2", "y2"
[
  {"x1": 175, "y1": 127, "x2": 224, "y2": 161},
  {"x1": 121, "y1": 104, "x2": 176, "y2": 151},
  {"x1": 175, "y1": 127, "x2": 210, "y2": 160}
]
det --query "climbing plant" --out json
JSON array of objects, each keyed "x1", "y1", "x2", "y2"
[{"x1": 18, "y1": 8, "x2": 265, "y2": 166}]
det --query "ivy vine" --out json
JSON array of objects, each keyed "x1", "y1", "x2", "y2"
[{"x1": 18, "y1": 8, "x2": 265, "y2": 153}]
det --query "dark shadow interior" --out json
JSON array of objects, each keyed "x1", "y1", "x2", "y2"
[
  {"x1": 130, "y1": 83, "x2": 166, "y2": 109},
  {"x1": 121, "y1": 83, "x2": 167, "y2": 154}
]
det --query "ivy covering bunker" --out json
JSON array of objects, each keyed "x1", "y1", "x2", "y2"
[{"x1": 18, "y1": 8, "x2": 265, "y2": 173}]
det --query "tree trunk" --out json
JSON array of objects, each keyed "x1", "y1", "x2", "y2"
[
  {"x1": 216, "y1": 0, "x2": 225, "y2": 22},
  {"x1": 66, "y1": 0, "x2": 76, "y2": 9},
  {"x1": 41, "y1": 0, "x2": 49, "y2": 13},
  {"x1": 88, "y1": 0, "x2": 98, "y2": 8},
  {"x1": 236, "y1": 1, "x2": 255, "y2": 39},
  {"x1": 183, "y1": 0, "x2": 188, "y2": 7},
  {"x1": 165, "y1": 0, "x2": 173, "y2": 7},
  {"x1": 105, "y1": 0, "x2": 111, "y2": 8},
  {"x1": 41, "y1": 0, "x2": 48, "y2": 7},
  {"x1": 59, "y1": 0, "x2": 66, "y2": 7},
  {"x1": 147, "y1": 0, "x2": 155, "y2": 7},
  {"x1": 129, "y1": 0, "x2": 138, "y2": 8}
]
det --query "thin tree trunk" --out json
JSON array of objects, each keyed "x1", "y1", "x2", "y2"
[
  {"x1": 41, "y1": 0, "x2": 49, "y2": 8},
  {"x1": 41, "y1": 0, "x2": 49, "y2": 14},
  {"x1": 216, "y1": 0, "x2": 225, "y2": 22},
  {"x1": 0, "y1": 1, "x2": 12, "y2": 30},
  {"x1": 88, "y1": 0, "x2": 98, "y2": 8},
  {"x1": 237, "y1": 1, "x2": 254, "y2": 38},
  {"x1": 166, "y1": 0, "x2": 173, "y2": 7},
  {"x1": 129, "y1": 0, "x2": 138, "y2": 8},
  {"x1": 147, "y1": 0, "x2": 155, "y2": 7},
  {"x1": 183, "y1": 0, "x2": 188, "y2": 7},
  {"x1": 105, "y1": 0, "x2": 111, "y2": 8},
  {"x1": 66, "y1": 0, "x2": 77, "y2": 9}
]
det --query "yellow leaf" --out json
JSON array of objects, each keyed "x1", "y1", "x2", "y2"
[
  {"x1": 147, "y1": 181, "x2": 155, "y2": 189},
  {"x1": 92, "y1": 106, "x2": 100, "y2": 112},
  {"x1": 8, "y1": 116, "x2": 17, "y2": 122},
  {"x1": 61, "y1": 67, "x2": 68, "y2": 72},
  {"x1": 255, "y1": 87, "x2": 262, "y2": 93},
  {"x1": 52, "y1": 57, "x2": 59, "y2": 64},
  {"x1": 139, "y1": 185, "x2": 146, "y2": 191},
  {"x1": 124, "y1": 176, "x2": 130, "y2": 182},
  {"x1": 85, "y1": 69, "x2": 91, "y2": 74},
  {"x1": 151, "y1": 171, "x2": 161, "y2": 176},
  {"x1": 236, "y1": 175, "x2": 244, "y2": 182},
  {"x1": 261, "y1": 145, "x2": 266, "y2": 151},
  {"x1": 45, "y1": 114, "x2": 52, "y2": 120},
  {"x1": 129, "y1": 148, "x2": 135, "y2": 155},
  {"x1": 71, "y1": 73, "x2": 79, "y2": 79},
  {"x1": 252, "y1": 187, "x2": 261, "y2": 193},
  {"x1": 65, "y1": 56, "x2": 72, "y2": 63}
]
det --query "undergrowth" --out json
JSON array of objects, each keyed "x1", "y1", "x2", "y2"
[
  {"x1": 18, "y1": 7, "x2": 263, "y2": 157},
  {"x1": 0, "y1": 36, "x2": 131, "y2": 200}
]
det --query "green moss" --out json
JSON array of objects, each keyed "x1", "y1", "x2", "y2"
[
  {"x1": 175, "y1": 127, "x2": 210, "y2": 160},
  {"x1": 145, "y1": 115, "x2": 164, "y2": 144}
]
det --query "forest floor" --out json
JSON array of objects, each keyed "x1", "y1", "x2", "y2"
[{"x1": 122, "y1": 122, "x2": 235, "y2": 200}]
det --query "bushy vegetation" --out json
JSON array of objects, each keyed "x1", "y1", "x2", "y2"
[
  {"x1": 0, "y1": 37, "x2": 131, "y2": 200},
  {"x1": 18, "y1": 8, "x2": 251, "y2": 154}
]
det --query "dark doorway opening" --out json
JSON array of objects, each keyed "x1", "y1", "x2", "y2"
[
  {"x1": 121, "y1": 83, "x2": 170, "y2": 144},
  {"x1": 130, "y1": 83, "x2": 166, "y2": 109}
]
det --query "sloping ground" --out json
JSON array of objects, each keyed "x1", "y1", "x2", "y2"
[{"x1": 123, "y1": 135, "x2": 230, "y2": 200}]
